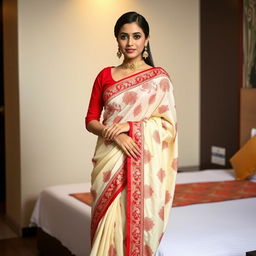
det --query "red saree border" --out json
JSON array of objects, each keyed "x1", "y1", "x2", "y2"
[
  {"x1": 103, "y1": 67, "x2": 169, "y2": 104},
  {"x1": 126, "y1": 121, "x2": 144, "y2": 256},
  {"x1": 91, "y1": 163, "x2": 126, "y2": 244}
]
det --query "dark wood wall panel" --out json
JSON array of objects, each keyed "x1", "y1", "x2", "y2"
[{"x1": 200, "y1": 0, "x2": 242, "y2": 169}]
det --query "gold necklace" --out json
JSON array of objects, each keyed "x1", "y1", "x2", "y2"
[{"x1": 121, "y1": 60, "x2": 145, "y2": 70}]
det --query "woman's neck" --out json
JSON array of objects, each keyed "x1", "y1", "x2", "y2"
[{"x1": 121, "y1": 59, "x2": 145, "y2": 70}]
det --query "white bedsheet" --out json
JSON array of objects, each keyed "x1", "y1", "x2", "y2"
[
  {"x1": 30, "y1": 182, "x2": 92, "y2": 256},
  {"x1": 30, "y1": 169, "x2": 256, "y2": 256},
  {"x1": 157, "y1": 169, "x2": 256, "y2": 256}
]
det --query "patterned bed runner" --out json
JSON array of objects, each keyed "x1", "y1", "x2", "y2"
[{"x1": 70, "y1": 180, "x2": 256, "y2": 207}]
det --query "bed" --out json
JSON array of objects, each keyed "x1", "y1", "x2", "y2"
[{"x1": 30, "y1": 169, "x2": 256, "y2": 256}]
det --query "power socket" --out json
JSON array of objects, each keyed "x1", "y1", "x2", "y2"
[{"x1": 251, "y1": 128, "x2": 256, "y2": 137}]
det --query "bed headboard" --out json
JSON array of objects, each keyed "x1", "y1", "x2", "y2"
[{"x1": 240, "y1": 88, "x2": 256, "y2": 147}]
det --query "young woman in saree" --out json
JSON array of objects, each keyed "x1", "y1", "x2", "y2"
[{"x1": 85, "y1": 12, "x2": 178, "y2": 256}]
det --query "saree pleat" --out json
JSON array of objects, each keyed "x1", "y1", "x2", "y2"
[{"x1": 90, "y1": 67, "x2": 178, "y2": 256}]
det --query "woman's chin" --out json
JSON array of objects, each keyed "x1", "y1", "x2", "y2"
[{"x1": 123, "y1": 55, "x2": 142, "y2": 62}]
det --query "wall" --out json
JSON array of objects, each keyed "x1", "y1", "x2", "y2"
[{"x1": 5, "y1": 0, "x2": 199, "y2": 228}]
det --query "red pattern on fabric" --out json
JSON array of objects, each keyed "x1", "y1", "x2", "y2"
[
  {"x1": 126, "y1": 122, "x2": 144, "y2": 256},
  {"x1": 160, "y1": 78, "x2": 170, "y2": 92},
  {"x1": 122, "y1": 91, "x2": 138, "y2": 105},
  {"x1": 172, "y1": 180, "x2": 256, "y2": 207},
  {"x1": 172, "y1": 158, "x2": 178, "y2": 171},
  {"x1": 148, "y1": 94, "x2": 156, "y2": 105},
  {"x1": 134, "y1": 104, "x2": 142, "y2": 117},
  {"x1": 153, "y1": 130, "x2": 161, "y2": 144},
  {"x1": 113, "y1": 115, "x2": 123, "y2": 123},
  {"x1": 103, "y1": 68, "x2": 169, "y2": 104},
  {"x1": 144, "y1": 245, "x2": 153, "y2": 256},
  {"x1": 141, "y1": 82, "x2": 152, "y2": 91},
  {"x1": 158, "y1": 105, "x2": 169, "y2": 114},
  {"x1": 158, "y1": 206, "x2": 165, "y2": 221},
  {"x1": 161, "y1": 119, "x2": 168, "y2": 130},
  {"x1": 90, "y1": 164, "x2": 126, "y2": 244},
  {"x1": 103, "y1": 170, "x2": 112, "y2": 182},
  {"x1": 162, "y1": 140, "x2": 168, "y2": 149},
  {"x1": 144, "y1": 150, "x2": 152, "y2": 164},
  {"x1": 71, "y1": 181, "x2": 256, "y2": 212},
  {"x1": 165, "y1": 190, "x2": 171, "y2": 204},
  {"x1": 108, "y1": 244, "x2": 117, "y2": 256},
  {"x1": 157, "y1": 168, "x2": 166, "y2": 183},
  {"x1": 104, "y1": 102, "x2": 122, "y2": 121},
  {"x1": 144, "y1": 185, "x2": 154, "y2": 198},
  {"x1": 144, "y1": 217, "x2": 155, "y2": 231}
]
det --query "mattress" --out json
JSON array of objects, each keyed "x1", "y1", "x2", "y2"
[{"x1": 30, "y1": 169, "x2": 256, "y2": 256}]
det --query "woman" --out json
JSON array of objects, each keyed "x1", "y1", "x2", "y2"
[{"x1": 85, "y1": 11, "x2": 178, "y2": 256}]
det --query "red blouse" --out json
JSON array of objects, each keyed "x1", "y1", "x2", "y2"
[{"x1": 85, "y1": 67, "x2": 115, "y2": 127}]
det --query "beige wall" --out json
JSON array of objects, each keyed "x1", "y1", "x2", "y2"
[{"x1": 5, "y1": 0, "x2": 199, "y2": 228}]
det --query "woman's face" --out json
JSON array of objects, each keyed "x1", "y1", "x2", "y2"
[{"x1": 117, "y1": 22, "x2": 149, "y2": 62}]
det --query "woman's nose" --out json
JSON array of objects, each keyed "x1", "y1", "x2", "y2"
[{"x1": 127, "y1": 37, "x2": 133, "y2": 46}]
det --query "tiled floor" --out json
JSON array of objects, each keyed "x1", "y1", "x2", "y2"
[{"x1": 0, "y1": 215, "x2": 18, "y2": 240}]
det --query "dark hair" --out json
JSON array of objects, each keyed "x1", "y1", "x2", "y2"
[{"x1": 114, "y1": 12, "x2": 154, "y2": 67}]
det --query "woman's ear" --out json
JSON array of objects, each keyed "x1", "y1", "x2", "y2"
[{"x1": 145, "y1": 37, "x2": 150, "y2": 47}]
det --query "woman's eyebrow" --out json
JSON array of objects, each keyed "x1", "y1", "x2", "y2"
[{"x1": 119, "y1": 32, "x2": 142, "y2": 35}]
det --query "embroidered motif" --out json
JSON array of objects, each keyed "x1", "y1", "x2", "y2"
[
  {"x1": 91, "y1": 164, "x2": 126, "y2": 243},
  {"x1": 144, "y1": 185, "x2": 154, "y2": 198},
  {"x1": 157, "y1": 168, "x2": 166, "y2": 183},
  {"x1": 158, "y1": 206, "x2": 165, "y2": 221},
  {"x1": 144, "y1": 217, "x2": 155, "y2": 231},
  {"x1": 159, "y1": 78, "x2": 170, "y2": 92},
  {"x1": 104, "y1": 68, "x2": 168, "y2": 103},
  {"x1": 126, "y1": 122, "x2": 144, "y2": 256}
]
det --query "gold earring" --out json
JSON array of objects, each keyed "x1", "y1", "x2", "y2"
[
  {"x1": 117, "y1": 48, "x2": 122, "y2": 58},
  {"x1": 143, "y1": 46, "x2": 149, "y2": 59}
]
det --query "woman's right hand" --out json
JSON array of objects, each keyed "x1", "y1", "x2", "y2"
[{"x1": 113, "y1": 133, "x2": 140, "y2": 159}]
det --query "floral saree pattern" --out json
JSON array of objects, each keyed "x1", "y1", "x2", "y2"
[{"x1": 89, "y1": 67, "x2": 178, "y2": 256}]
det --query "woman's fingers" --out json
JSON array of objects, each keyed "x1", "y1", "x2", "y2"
[
  {"x1": 132, "y1": 143, "x2": 141, "y2": 156},
  {"x1": 124, "y1": 140, "x2": 141, "y2": 159},
  {"x1": 104, "y1": 123, "x2": 130, "y2": 140},
  {"x1": 104, "y1": 125, "x2": 118, "y2": 140},
  {"x1": 121, "y1": 144, "x2": 132, "y2": 157},
  {"x1": 109, "y1": 127, "x2": 121, "y2": 140},
  {"x1": 113, "y1": 133, "x2": 141, "y2": 159}
]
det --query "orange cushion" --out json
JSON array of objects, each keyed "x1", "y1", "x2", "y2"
[{"x1": 230, "y1": 136, "x2": 256, "y2": 180}]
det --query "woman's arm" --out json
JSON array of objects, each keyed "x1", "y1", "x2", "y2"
[
  {"x1": 86, "y1": 120, "x2": 105, "y2": 137},
  {"x1": 86, "y1": 120, "x2": 140, "y2": 159}
]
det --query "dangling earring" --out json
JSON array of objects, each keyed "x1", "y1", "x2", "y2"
[
  {"x1": 143, "y1": 46, "x2": 149, "y2": 59},
  {"x1": 117, "y1": 48, "x2": 122, "y2": 58}
]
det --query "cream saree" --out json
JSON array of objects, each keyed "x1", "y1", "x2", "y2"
[{"x1": 90, "y1": 67, "x2": 178, "y2": 256}]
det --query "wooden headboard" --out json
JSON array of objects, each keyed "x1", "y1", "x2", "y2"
[{"x1": 240, "y1": 88, "x2": 256, "y2": 147}]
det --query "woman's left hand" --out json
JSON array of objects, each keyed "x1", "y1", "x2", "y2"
[{"x1": 102, "y1": 123, "x2": 130, "y2": 140}]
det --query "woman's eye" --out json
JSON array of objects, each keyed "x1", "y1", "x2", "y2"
[
  {"x1": 134, "y1": 34, "x2": 141, "y2": 40},
  {"x1": 120, "y1": 35, "x2": 127, "y2": 40}
]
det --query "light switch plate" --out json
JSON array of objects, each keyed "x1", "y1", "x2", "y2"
[
  {"x1": 251, "y1": 128, "x2": 256, "y2": 137},
  {"x1": 211, "y1": 146, "x2": 226, "y2": 166}
]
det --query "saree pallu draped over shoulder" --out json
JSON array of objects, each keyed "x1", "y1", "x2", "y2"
[{"x1": 90, "y1": 67, "x2": 178, "y2": 256}]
